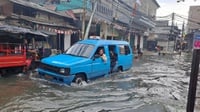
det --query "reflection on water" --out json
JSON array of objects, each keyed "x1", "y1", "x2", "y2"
[{"x1": 0, "y1": 53, "x2": 192, "y2": 112}]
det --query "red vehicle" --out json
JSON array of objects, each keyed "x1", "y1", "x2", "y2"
[
  {"x1": 0, "y1": 43, "x2": 32, "y2": 76},
  {"x1": 0, "y1": 25, "x2": 50, "y2": 76}
]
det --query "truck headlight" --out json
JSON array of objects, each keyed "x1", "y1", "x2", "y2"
[
  {"x1": 60, "y1": 68, "x2": 70, "y2": 75},
  {"x1": 60, "y1": 68, "x2": 65, "y2": 74}
]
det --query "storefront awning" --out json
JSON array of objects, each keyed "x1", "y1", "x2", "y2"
[{"x1": 0, "y1": 25, "x2": 48, "y2": 37}]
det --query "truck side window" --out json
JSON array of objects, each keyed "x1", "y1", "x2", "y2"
[
  {"x1": 119, "y1": 45, "x2": 130, "y2": 55},
  {"x1": 125, "y1": 45, "x2": 130, "y2": 55},
  {"x1": 94, "y1": 47, "x2": 104, "y2": 57},
  {"x1": 119, "y1": 45, "x2": 125, "y2": 55}
]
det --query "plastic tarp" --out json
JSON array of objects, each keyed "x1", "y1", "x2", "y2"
[{"x1": 56, "y1": 0, "x2": 92, "y2": 11}]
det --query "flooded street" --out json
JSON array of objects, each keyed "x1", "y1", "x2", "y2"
[{"x1": 0, "y1": 53, "x2": 192, "y2": 112}]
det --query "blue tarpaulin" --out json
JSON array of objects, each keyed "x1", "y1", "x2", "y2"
[{"x1": 56, "y1": 0, "x2": 92, "y2": 11}]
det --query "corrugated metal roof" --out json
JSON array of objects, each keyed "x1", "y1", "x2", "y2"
[
  {"x1": 9, "y1": 0, "x2": 72, "y2": 19},
  {"x1": 0, "y1": 24, "x2": 48, "y2": 37}
]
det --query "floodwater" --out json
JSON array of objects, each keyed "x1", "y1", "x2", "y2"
[{"x1": 0, "y1": 53, "x2": 192, "y2": 112}]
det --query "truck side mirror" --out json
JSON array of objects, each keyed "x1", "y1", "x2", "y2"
[
  {"x1": 92, "y1": 54, "x2": 100, "y2": 61},
  {"x1": 94, "y1": 54, "x2": 100, "y2": 58}
]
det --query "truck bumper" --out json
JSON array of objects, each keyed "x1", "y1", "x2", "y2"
[{"x1": 37, "y1": 68, "x2": 75, "y2": 85}]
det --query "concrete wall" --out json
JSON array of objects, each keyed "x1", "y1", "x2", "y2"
[
  {"x1": 64, "y1": 34, "x2": 71, "y2": 50},
  {"x1": 112, "y1": 1, "x2": 131, "y2": 24},
  {"x1": 94, "y1": 0, "x2": 113, "y2": 22},
  {"x1": 140, "y1": 36, "x2": 144, "y2": 49},
  {"x1": 122, "y1": 0, "x2": 159, "y2": 18},
  {"x1": 140, "y1": 0, "x2": 159, "y2": 18},
  {"x1": 0, "y1": 0, "x2": 13, "y2": 16},
  {"x1": 187, "y1": 6, "x2": 200, "y2": 33},
  {"x1": 100, "y1": 22, "x2": 108, "y2": 39},
  {"x1": 35, "y1": 11, "x2": 65, "y2": 24}
]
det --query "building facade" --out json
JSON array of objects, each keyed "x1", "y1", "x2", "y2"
[
  {"x1": 153, "y1": 20, "x2": 181, "y2": 52},
  {"x1": 1, "y1": 0, "x2": 160, "y2": 52},
  {"x1": 187, "y1": 6, "x2": 200, "y2": 33},
  {"x1": 0, "y1": 0, "x2": 79, "y2": 52},
  {"x1": 185, "y1": 6, "x2": 200, "y2": 51},
  {"x1": 119, "y1": 0, "x2": 159, "y2": 51}
]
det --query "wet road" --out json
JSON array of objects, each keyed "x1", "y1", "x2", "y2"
[{"x1": 0, "y1": 53, "x2": 192, "y2": 112}]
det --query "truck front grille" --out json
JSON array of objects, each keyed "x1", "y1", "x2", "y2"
[{"x1": 39, "y1": 63, "x2": 60, "y2": 74}]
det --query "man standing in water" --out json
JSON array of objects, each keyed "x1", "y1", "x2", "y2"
[{"x1": 110, "y1": 50, "x2": 117, "y2": 73}]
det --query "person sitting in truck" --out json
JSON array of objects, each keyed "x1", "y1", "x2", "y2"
[{"x1": 98, "y1": 49, "x2": 107, "y2": 62}]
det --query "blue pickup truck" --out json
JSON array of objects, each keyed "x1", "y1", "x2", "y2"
[{"x1": 38, "y1": 39, "x2": 133, "y2": 85}]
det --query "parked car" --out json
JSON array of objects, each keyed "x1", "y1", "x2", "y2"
[{"x1": 38, "y1": 39, "x2": 133, "y2": 85}]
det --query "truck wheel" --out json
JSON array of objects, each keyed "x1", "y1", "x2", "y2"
[
  {"x1": 117, "y1": 66, "x2": 123, "y2": 72},
  {"x1": 74, "y1": 74, "x2": 86, "y2": 85},
  {"x1": 0, "y1": 70, "x2": 6, "y2": 77},
  {"x1": 14, "y1": 66, "x2": 23, "y2": 73}
]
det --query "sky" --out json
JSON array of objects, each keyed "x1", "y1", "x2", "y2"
[
  {"x1": 156, "y1": 0, "x2": 200, "y2": 27},
  {"x1": 156, "y1": 0, "x2": 200, "y2": 17}
]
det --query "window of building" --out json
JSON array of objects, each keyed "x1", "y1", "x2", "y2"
[
  {"x1": 97, "y1": 4, "x2": 99, "y2": 12},
  {"x1": 92, "y1": 2, "x2": 94, "y2": 10},
  {"x1": 103, "y1": 7, "x2": 106, "y2": 14},
  {"x1": 13, "y1": 4, "x2": 37, "y2": 17},
  {"x1": 48, "y1": 14, "x2": 51, "y2": 20},
  {"x1": 0, "y1": 6, "x2": 2, "y2": 15},
  {"x1": 100, "y1": 5, "x2": 103, "y2": 13}
]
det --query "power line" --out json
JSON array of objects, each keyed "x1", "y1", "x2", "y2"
[
  {"x1": 156, "y1": 14, "x2": 172, "y2": 18},
  {"x1": 175, "y1": 13, "x2": 200, "y2": 25},
  {"x1": 157, "y1": 13, "x2": 200, "y2": 26}
]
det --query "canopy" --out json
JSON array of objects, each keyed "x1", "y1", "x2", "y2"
[{"x1": 0, "y1": 25, "x2": 48, "y2": 37}]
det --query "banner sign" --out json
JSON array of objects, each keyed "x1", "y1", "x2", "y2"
[{"x1": 193, "y1": 32, "x2": 200, "y2": 49}]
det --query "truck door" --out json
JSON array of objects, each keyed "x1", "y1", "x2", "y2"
[
  {"x1": 91, "y1": 46, "x2": 109, "y2": 78},
  {"x1": 118, "y1": 45, "x2": 133, "y2": 70},
  {"x1": 108, "y1": 45, "x2": 118, "y2": 73}
]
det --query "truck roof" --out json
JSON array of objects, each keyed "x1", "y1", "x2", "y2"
[{"x1": 78, "y1": 39, "x2": 129, "y2": 46}]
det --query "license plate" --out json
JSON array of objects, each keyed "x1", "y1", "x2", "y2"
[{"x1": 44, "y1": 75, "x2": 54, "y2": 80}]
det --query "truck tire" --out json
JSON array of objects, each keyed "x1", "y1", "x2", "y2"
[
  {"x1": 74, "y1": 74, "x2": 86, "y2": 85},
  {"x1": 117, "y1": 66, "x2": 123, "y2": 72}
]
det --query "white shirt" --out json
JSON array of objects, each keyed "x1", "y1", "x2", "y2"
[{"x1": 101, "y1": 54, "x2": 107, "y2": 62}]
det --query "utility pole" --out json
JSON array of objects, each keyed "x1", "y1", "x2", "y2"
[
  {"x1": 187, "y1": 32, "x2": 200, "y2": 112},
  {"x1": 82, "y1": 0, "x2": 87, "y2": 40},
  {"x1": 84, "y1": 0, "x2": 98, "y2": 39},
  {"x1": 181, "y1": 21, "x2": 185, "y2": 50},
  {"x1": 168, "y1": 13, "x2": 175, "y2": 52},
  {"x1": 171, "y1": 12, "x2": 175, "y2": 51},
  {"x1": 181, "y1": 21, "x2": 185, "y2": 38},
  {"x1": 172, "y1": 13, "x2": 175, "y2": 29}
]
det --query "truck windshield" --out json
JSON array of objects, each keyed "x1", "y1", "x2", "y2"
[{"x1": 65, "y1": 43, "x2": 94, "y2": 58}]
